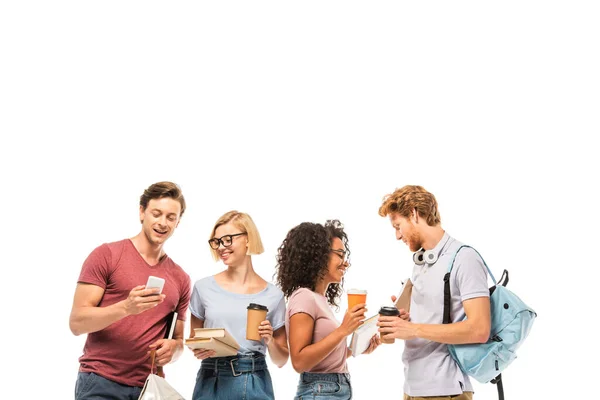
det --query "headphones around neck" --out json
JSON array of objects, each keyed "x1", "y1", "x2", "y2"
[
  {"x1": 413, "y1": 248, "x2": 439, "y2": 265},
  {"x1": 412, "y1": 235, "x2": 451, "y2": 266}
]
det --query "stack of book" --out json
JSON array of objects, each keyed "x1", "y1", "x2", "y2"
[{"x1": 185, "y1": 328, "x2": 240, "y2": 357}]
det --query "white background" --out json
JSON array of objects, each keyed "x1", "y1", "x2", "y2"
[{"x1": 1, "y1": 1, "x2": 598, "y2": 399}]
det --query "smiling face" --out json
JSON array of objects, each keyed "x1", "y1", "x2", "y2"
[
  {"x1": 212, "y1": 222, "x2": 248, "y2": 267},
  {"x1": 139, "y1": 197, "x2": 181, "y2": 247},
  {"x1": 323, "y1": 237, "x2": 349, "y2": 284},
  {"x1": 389, "y1": 212, "x2": 422, "y2": 252}
]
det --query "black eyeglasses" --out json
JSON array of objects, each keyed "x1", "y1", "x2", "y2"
[
  {"x1": 331, "y1": 249, "x2": 348, "y2": 263},
  {"x1": 208, "y1": 233, "x2": 246, "y2": 250}
]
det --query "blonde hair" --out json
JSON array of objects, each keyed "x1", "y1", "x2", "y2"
[
  {"x1": 209, "y1": 211, "x2": 264, "y2": 261},
  {"x1": 378, "y1": 185, "x2": 441, "y2": 226}
]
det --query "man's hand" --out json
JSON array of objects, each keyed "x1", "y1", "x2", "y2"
[
  {"x1": 123, "y1": 285, "x2": 165, "y2": 316},
  {"x1": 149, "y1": 338, "x2": 180, "y2": 366},
  {"x1": 390, "y1": 295, "x2": 411, "y2": 321},
  {"x1": 377, "y1": 316, "x2": 417, "y2": 341}
]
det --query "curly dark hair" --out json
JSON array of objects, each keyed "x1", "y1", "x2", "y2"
[{"x1": 275, "y1": 219, "x2": 350, "y2": 309}]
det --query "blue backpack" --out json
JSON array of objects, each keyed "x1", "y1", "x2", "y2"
[{"x1": 443, "y1": 245, "x2": 537, "y2": 400}]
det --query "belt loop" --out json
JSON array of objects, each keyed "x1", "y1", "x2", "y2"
[
  {"x1": 251, "y1": 356, "x2": 255, "y2": 373},
  {"x1": 230, "y1": 359, "x2": 242, "y2": 377}
]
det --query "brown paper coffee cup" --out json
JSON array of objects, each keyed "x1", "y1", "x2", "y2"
[{"x1": 246, "y1": 303, "x2": 268, "y2": 341}]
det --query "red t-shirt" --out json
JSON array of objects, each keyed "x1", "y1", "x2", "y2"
[{"x1": 77, "y1": 239, "x2": 191, "y2": 387}]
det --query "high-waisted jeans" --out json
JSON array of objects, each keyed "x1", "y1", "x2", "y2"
[{"x1": 193, "y1": 352, "x2": 274, "y2": 400}]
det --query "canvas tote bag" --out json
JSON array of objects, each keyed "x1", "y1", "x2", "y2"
[{"x1": 138, "y1": 350, "x2": 185, "y2": 400}]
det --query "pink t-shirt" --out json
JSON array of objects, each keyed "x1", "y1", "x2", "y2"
[
  {"x1": 77, "y1": 239, "x2": 191, "y2": 387},
  {"x1": 285, "y1": 288, "x2": 348, "y2": 373}
]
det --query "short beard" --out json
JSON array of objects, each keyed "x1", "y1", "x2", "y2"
[{"x1": 407, "y1": 230, "x2": 422, "y2": 252}]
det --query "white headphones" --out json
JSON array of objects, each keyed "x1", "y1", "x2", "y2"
[
  {"x1": 413, "y1": 249, "x2": 439, "y2": 265},
  {"x1": 412, "y1": 235, "x2": 452, "y2": 266}
]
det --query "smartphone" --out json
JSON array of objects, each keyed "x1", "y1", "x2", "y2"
[{"x1": 145, "y1": 276, "x2": 165, "y2": 295}]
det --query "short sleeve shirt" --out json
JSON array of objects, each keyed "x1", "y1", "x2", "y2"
[
  {"x1": 77, "y1": 239, "x2": 191, "y2": 387},
  {"x1": 285, "y1": 288, "x2": 348, "y2": 373},
  {"x1": 403, "y1": 233, "x2": 489, "y2": 396},
  {"x1": 189, "y1": 276, "x2": 286, "y2": 355}
]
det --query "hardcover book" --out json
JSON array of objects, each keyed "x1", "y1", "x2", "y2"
[{"x1": 184, "y1": 328, "x2": 240, "y2": 357}]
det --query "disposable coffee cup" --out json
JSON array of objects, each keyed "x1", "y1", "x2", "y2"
[
  {"x1": 347, "y1": 289, "x2": 367, "y2": 310},
  {"x1": 379, "y1": 306, "x2": 400, "y2": 344},
  {"x1": 246, "y1": 303, "x2": 268, "y2": 341}
]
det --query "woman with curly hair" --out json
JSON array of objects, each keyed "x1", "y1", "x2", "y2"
[{"x1": 275, "y1": 220, "x2": 380, "y2": 399}]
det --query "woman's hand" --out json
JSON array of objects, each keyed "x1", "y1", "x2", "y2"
[
  {"x1": 337, "y1": 303, "x2": 367, "y2": 337},
  {"x1": 192, "y1": 348, "x2": 217, "y2": 360},
  {"x1": 362, "y1": 334, "x2": 381, "y2": 355},
  {"x1": 259, "y1": 320, "x2": 274, "y2": 345}
]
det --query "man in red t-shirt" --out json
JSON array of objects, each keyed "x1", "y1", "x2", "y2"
[{"x1": 70, "y1": 181, "x2": 192, "y2": 400}]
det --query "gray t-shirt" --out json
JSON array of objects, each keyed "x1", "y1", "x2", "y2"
[
  {"x1": 403, "y1": 233, "x2": 489, "y2": 397},
  {"x1": 189, "y1": 276, "x2": 286, "y2": 355}
]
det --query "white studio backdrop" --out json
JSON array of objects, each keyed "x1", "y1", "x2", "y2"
[{"x1": 1, "y1": 1, "x2": 598, "y2": 399}]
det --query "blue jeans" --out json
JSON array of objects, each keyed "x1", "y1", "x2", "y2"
[
  {"x1": 75, "y1": 372, "x2": 142, "y2": 400},
  {"x1": 193, "y1": 352, "x2": 274, "y2": 400},
  {"x1": 294, "y1": 372, "x2": 352, "y2": 400}
]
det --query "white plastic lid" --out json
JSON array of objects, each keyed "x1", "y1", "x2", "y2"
[{"x1": 347, "y1": 288, "x2": 367, "y2": 294}]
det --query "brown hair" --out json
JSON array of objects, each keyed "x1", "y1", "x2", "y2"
[
  {"x1": 139, "y1": 181, "x2": 186, "y2": 217},
  {"x1": 209, "y1": 211, "x2": 264, "y2": 261},
  {"x1": 378, "y1": 185, "x2": 441, "y2": 226}
]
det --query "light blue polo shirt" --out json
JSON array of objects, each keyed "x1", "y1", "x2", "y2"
[
  {"x1": 403, "y1": 232, "x2": 489, "y2": 397},
  {"x1": 189, "y1": 276, "x2": 286, "y2": 355}
]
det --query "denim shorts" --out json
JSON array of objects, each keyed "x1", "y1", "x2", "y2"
[
  {"x1": 294, "y1": 372, "x2": 352, "y2": 400},
  {"x1": 192, "y1": 352, "x2": 274, "y2": 400}
]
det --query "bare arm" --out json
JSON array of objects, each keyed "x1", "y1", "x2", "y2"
[
  {"x1": 288, "y1": 313, "x2": 345, "y2": 373},
  {"x1": 170, "y1": 319, "x2": 185, "y2": 362},
  {"x1": 189, "y1": 314, "x2": 204, "y2": 337},
  {"x1": 189, "y1": 315, "x2": 217, "y2": 360},
  {"x1": 415, "y1": 297, "x2": 491, "y2": 344},
  {"x1": 379, "y1": 296, "x2": 491, "y2": 344},
  {"x1": 151, "y1": 319, "x2": 185, "y2": 366},
  {"x1": 69, "y1": 282, "x2": 164, "y2": 336},
  {"x1": 266, "y1": 326, "x2": 289, "y2": 368},
  {"x1": 289, "y1": 304, "x2": 366, "y2": 373}
]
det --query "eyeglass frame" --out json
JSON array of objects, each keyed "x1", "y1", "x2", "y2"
[
  {"x1": 330, "y1": 248, "x2": 348, "y2": 264},
  {"x1": 208, "y1": 232, "x2": 247, "y2": 250}
]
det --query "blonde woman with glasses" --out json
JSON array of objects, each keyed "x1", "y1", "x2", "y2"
[{"x1": 188, "y1": 211, "x2": 289, "y2": 400}]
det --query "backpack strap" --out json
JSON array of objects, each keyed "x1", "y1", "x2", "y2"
[
  {"x1": 491, "y1": 374, "x2": 505, "y2": 400},
  {"x1": 443, "y1": 246, "x2": 506, "y2": 400},
  {"x1": 443, "y1": 245, "x2": 496, "y2": 324},
  {"x1": 497, "y1": 269, "x2": 509, "y2": 287}
]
